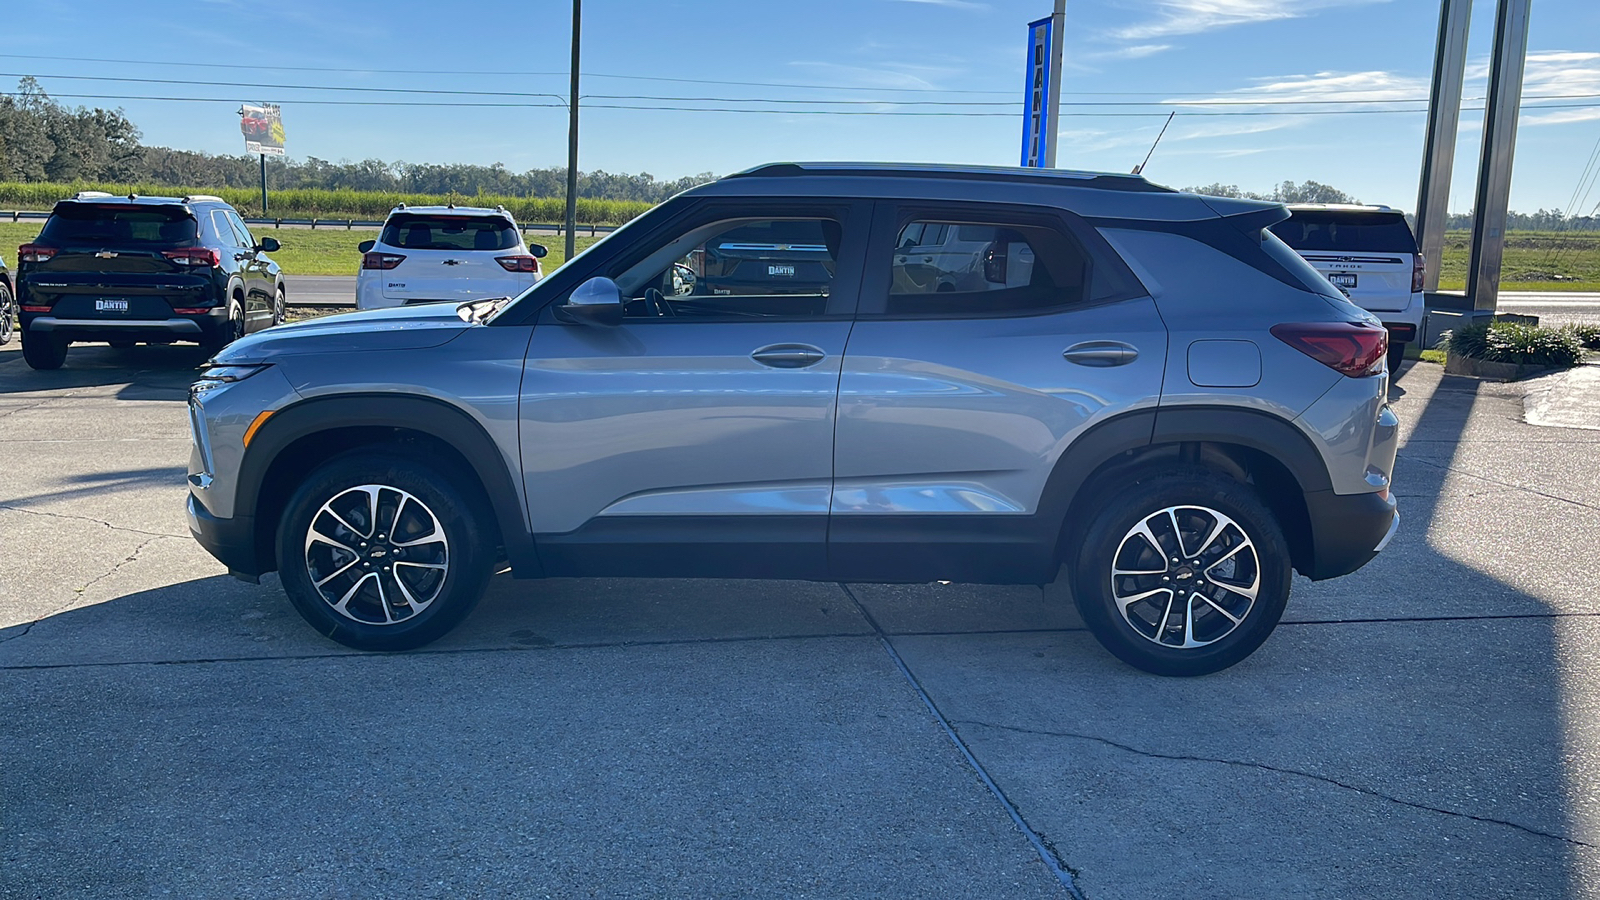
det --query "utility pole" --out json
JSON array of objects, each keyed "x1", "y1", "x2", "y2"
[
  {"x1": 259, "y1": 153, "x2": 268, "y2": 215},
  {"x1": 565, "y1": 0, "x2": 581, "y2": 262},
  {"x1": 1045, "y1": 0, "x2": 1065, "y2": 168}
]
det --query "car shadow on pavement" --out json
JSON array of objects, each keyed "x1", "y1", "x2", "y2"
[
  {"x1": 0, "y1": 342, "x2": 207, "y2": 399},
  {"x1": 1, "y1": 363, "x2": 1594, "y2": 897}
]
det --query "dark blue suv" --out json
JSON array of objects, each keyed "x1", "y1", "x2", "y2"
[{"x1": 16, "y1": 193, "x2": 285, "y2": 369}]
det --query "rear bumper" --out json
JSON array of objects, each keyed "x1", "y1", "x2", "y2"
[
  {"x1": 24, "y1": 308, "x2": 228, "y2": 342},
  {"x1": 187, "y1": 492, "x2": 262, "y2": 578},
  {"x1": 1302, "y1": 488, "x2": 1399, "y2": 580}
]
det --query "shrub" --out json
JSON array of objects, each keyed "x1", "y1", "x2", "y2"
[
  {"x1": 1570, "y1": 323, "x2": 1600, "y2": 350},
  {"x1": 1442, "y1": 320, "x2": 1584, "y2": 368}
]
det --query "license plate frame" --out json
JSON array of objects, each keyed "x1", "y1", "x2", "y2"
[
  {"x1": 95, "y1": 299, "x2": 130, "y2": 312},
  {"x1": 1328, "y1": 273, "x2": 1358, "y2": 289}
]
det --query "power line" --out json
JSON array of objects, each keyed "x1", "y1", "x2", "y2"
[
  {"x1": 6, "y1": 91, "x2": 1597, "y2": 118},
  {"x1": 11, "y1": 69, "x2": 1600, "y2": 108}
]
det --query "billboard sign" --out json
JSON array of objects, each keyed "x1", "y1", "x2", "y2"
[
  {"x1": 1020, "y1": 16, "x2": 1055, "y2": 167},
  {"x1": 240, "y1": 103, "x2": 285, "y2": 156}
]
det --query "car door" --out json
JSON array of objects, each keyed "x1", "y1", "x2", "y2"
[
  {"x1": 519, "y1": 198, "x2": 870, "y2": 579},
  {"x1": 222, "y1": 210, "x2": 272, "y2": 328},
  {"x1": 830, "y1": 200, "x2": 1167, "y2": 584}
]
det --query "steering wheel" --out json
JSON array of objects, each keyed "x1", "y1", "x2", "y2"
[{"x1": 644, "y1": 287, "x2": 675, "y2": 317}]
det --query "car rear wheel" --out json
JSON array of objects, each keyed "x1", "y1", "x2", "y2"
[
  {"x1": 1387, "y1": 341, "x2": 1406, "y2": 374},
  {"x1": 272, "y1": 285, "x2": 286, "y2": 327},
  {"x1": 276, "y1": 452, "x2": 493, "y2": 651},
  {"x1": 1071, "y1": 470, "x2": 1292, "y2": 676},
  {"x1": 205, "y1": 299, "x2": 245, "y2": 354},
  {"x1": 21, "y1": 329, "x2": 68, "y2": 370},
  {"x1": 0, "y1": 283, "x2": 14, "y2": 345}
]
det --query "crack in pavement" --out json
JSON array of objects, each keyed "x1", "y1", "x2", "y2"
[
  {"x1": 0, "y1": 398, "x2": 54, "y2": 420},
  {"x1": 956, "y1": 719, "x2": 1596, "y2": 851},
  {"x1": 0, "y1": 533, "x2": 177, "y2": 645},
  {"x1": 1397, "y1": 453, "x2": 1600, "y2": 514},
  {"x1": 0, "y1": 504, "x2": 188, "y2": 539}
]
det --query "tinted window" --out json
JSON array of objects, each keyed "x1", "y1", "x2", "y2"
[
  {"x1": 40, "y1": 205, "x2": 199, "y2": 246},
  {"x1": 381, "y1": 214, "x2": 518, "y2": 251},
  {"x1": 885, "y1": 218, "x2": 1088, "y2": 315},
  {"x1": 211, "y1": 210, "x2": 248, "y2": 248},
  {"x1": 1261, "y1": 231, "x2": 1347, "y2": 300},
  {"x1": 225, "y1": 210, "x2": 256, "y2": 248},
  {"x1": 615, "y1": 217, "x2": 839, "y2": 319},
  {"x1": 1269, "y1": 211, "x2": 1417, "y2": 253}
]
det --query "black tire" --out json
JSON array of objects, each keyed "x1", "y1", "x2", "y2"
[
  {"x1": 0, "y1": 282, "x2": 14, "y2": 346},
  {"x1": 271, "y1": 285, "x2": 286, "y2": 327},
  {"x1": 1071, "y1": 469, "x2": 1292, "y2": 677},
  {"x1": 276, "y1": 451, "x2": 493, "y2": 651},
  {"x1": 1387, "y1": 341, "x2": 1406, "y2": 374},
  {"x1": 21, "y1": 329, "x2": 68, "y2": 370},
  {"x1": 204, "y1": 297, "x2": 245, "y2": 354}
]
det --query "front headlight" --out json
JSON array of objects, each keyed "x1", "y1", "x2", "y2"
[{"x1": 192, "y1": 363, "x2": 271, "y2": 395}]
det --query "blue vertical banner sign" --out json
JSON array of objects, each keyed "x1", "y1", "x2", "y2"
[{"x1": 1021, "y1": 15, "x2": 1055, "y2": 167}]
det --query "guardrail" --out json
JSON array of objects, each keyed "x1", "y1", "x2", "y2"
[{"x1": 4, "y1": 209, "x2": 619, "y2": 236}]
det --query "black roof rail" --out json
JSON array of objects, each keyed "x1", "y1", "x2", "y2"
[{"x1": 728, "y1": 162, "x2": 1176, "y2": 194}]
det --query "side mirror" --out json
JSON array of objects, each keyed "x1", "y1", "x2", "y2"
[
  {"x1": 527, "y1": 243, "x2": 548, "y2": 259},
  {"x1": 256, "y1": 237, "x2": 281, "y2": 253},
  {"x1": 358, "y1": 240, "x2": 375, "y2": 253},
  {"x1": 983, "y1": 241, "x2": 1009, "y2": 285},
  {"x1": 556, "y1": 276, "x2": 623, "y2": 327}
]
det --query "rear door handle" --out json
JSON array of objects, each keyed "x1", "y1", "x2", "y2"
[
  {"x1": 752, "y1": 344, "x2": 826, "y2": 368},
  {"x1": 1063, "y1": 340, "x2": 1139, "y2": 367}
]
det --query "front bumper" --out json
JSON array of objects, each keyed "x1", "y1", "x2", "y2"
[
  {"x1": 187, "y1": 491, "x2": 261, "y2": 579},
  {"x1": 1302, "y1": 488, "x2": 1399, "y2": 580}
]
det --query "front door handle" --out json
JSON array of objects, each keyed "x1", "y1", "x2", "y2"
[
  {"x1": 1063, "y1": 340, "x2": 1139, "y2": 367},
  {"x1": 752, "y1": 344, "x2": 826, "y2": 369}
]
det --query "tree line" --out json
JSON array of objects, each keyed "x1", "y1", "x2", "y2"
[{"x1": 0, "y1": 77, "x2": 713, "y2": 203}]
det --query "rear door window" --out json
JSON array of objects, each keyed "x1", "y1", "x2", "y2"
[
  {"x1": 880, "y1": 216, "x2": 1096, "y2": 315},
  {"x1": 381, "y1": 214, "x2": 519, "y2": 251},
  {"x1": 1269, "y1": 212, "x2": 1417, "y2": 253},
  {"x1": 40, "y1": 205, "x2": 199, "y2": 246}
]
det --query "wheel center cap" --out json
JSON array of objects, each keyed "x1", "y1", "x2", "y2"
[
  {"x1": 1173, "y1": 566, "x2": 1195, "y2": 580},
  {"x1": 369, "y1": 546, "x2": 388, "y2": 560}
]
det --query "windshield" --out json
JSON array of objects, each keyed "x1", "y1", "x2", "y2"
[
  {"x1": 1269, "y1": 211, "x2": 1417, "y2": 253},
  {"x1": 40, "y1": 204, "x2": 199, "y2": 246},
  {"x1": 380, "y1": 214, "x2": 519, "y2": 251}
]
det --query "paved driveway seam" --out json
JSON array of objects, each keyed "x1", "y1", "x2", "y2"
[
  {"x1": 954, "y1": 719, "x2": 1596, "y2": 850},
  {"x1": 839, "y1": 583, "x2": 1085, "y2": 899}
]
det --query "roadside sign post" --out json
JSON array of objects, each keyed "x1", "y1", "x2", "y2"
[
  {"x1": 1020, "y1": 0, "x2": 1066, "y2": 168},
  {"x1": 240, "y1": 103, "x2": 285, "y2": 216},
  {"x1": 565, "y1": 0, "x2": 581, "y2": 262}
]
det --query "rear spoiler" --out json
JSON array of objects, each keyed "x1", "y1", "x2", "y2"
[{"x1": 1197, "y1": 196, "x2": 1291, "y2": 237}]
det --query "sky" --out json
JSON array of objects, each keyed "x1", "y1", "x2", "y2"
[{"x1": 8, "y1": 0, "x2": 1600, "y2": 214}]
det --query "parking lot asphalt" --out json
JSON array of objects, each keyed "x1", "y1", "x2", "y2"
[{"x1": 3, "y1": 340, "x2": 1599, "y2": 899}]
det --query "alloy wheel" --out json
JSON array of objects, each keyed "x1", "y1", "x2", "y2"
[
  {"x1": 0, "y1": 287, "x2": 13, "y2": 345},
  {"x1": 303, "y1": 484, "x2": 451, "y2": 626},
  {"x1": 1110, "y1": 505, "x2": 1261, "y2": 649}
]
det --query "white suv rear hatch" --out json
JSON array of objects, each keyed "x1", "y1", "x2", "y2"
[
  {"x1": 362, "y1": 209, "x2": 540, "y2": 308},
  {"x1": 1269, "y1": 207, "x2": 1421, "y2": 313}
]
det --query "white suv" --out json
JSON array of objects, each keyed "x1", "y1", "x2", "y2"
[
  {"x1": 1269, "y1": 204, "x2": 1424, "y2": 369},
  {"x1": 356, "y1": 205, "x2": 546, "y2": 309}
]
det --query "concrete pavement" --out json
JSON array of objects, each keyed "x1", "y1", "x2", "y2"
[{"x1": 3, "y1": 341, "x2": 1600, "y2": 898}]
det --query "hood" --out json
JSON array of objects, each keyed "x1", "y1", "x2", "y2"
[{"x1": 214, "y1": 303, "x2": 474, "y2": 364}]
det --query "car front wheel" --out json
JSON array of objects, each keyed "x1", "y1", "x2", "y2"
[
  {"x1": 1071, "y1": 470, "x2": 1292, "y2": 676},
  {"x1": 276, "y1": 452, "x2": 493, "y2": 651}
]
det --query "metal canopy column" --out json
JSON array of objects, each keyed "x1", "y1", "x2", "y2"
[
  {"x1": 1414, "y1": 0, "x2": 1471, "y2": 294},
  {"x1": 1466, "y1": 0, "x2": 1533, "y2": 311}
]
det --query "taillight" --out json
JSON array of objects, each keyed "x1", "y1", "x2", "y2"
[
  {"x1": 362, "y1": 252, "x2": 406, "y2": 270},
  {"x1": 162, "y1": 248, "x2": 221, "y2": 267},
  {"x1": 1271, "y1": 322, "x2": 1388, "y2": 377},
  {"x1": 18, "y1": 244, "x2": 57, "y2": 263},
  {"x1": 1411, "y1": 255, "x2": 1425, "y2": 293},
  {"x1": 495, "y1": 255, "x2": 540, "y2": 273}
]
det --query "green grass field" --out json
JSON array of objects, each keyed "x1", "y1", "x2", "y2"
[
  {"x1": 3, "y1": 219, "x2": 1596, "y2": 288},
  {"x1": 0, "y1": 222, "x2": 601, "y2": 276}
]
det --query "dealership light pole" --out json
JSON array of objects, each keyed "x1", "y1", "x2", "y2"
[{"x1": 565, "y1": 0, "x2": 580, "y2": 261}]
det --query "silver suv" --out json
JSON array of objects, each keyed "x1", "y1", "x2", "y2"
[{"x1": 186, "y1": 163, "x2": 1400, "y2": 676}]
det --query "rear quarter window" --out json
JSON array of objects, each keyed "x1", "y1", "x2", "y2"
[
  {"x1": 1269, "y1": 212, "x2": 1417, "y2": 253},
  {"x1": 381, "y1": 215, "x2": 519, "y2": 251},
  {"x1": 40, "y1": 205, "x2": 199, "y2": 246}
]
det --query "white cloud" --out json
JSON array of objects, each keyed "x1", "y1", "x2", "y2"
[
  {"x1": 1090, "y1": 43, "x2": 1174, "y2": 61},
  {"x1": 1111, "y1": 0, "x2": 1386, "y2": 42}
]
